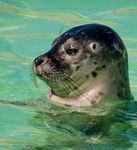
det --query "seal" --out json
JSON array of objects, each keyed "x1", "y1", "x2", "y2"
[{"x1": 33, "y1": 24, "x2": 133, "y2": 106}]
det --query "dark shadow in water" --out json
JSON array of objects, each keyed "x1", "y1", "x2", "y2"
[
  {"x1": 0, "y1": 97, "x2": 137, "y2": 150},
  {"x1": 22, "y1": 97, "x2": 137, "y2": 150}
]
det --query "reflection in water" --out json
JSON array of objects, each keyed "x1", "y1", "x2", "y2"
[
  {"x1": 0, "y1": 33, "x2": 56, "y2": 39},
  {"x1": 0, "y1": 25, "x2": 25, "y2": 31},
  {"x1": 0, "y1": 1, "x2": 117, "y2": 26},
  {"x1": 27, "y1": 98, "x2": 136, "y2": 149},
  {"x1": 113, "y1": 7, "x2": 137, "y2": 15},
  {"x1": 123, "y1": 37, "x2": 137, "y2": 43},
  {"x1": 0, "y1": 97, "x2": 137, "y2": 149},
  {"x1": 0, "y1": 51, "x2": 31, "y2": 63},
  {"x1": 98, "y1": 7, "x2": 137, "y2": 15}
]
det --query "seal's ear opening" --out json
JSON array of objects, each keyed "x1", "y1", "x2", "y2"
[
  {"x1": 92, "y1": 43, "x2": 96, "y2": 50},
  {"x1": 89, "y1": 42, "x2": 101, "y2": 53}
]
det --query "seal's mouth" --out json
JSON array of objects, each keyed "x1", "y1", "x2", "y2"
[
  {"x1": 33, "y1": 63, "x2": 75, "y2": 98},
  {"x1": 33, "y1": 64, "x2": 85, "y2": 98}
]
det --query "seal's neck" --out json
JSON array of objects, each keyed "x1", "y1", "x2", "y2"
[
  {"x1": 48, "y1": 60, "x2": 133, "y2": 106},
  {"x1": 48, "y1": 82, "x2": 113, "y2": 106},
  {"x1": 48, "y1": 51, "x2": 133, "y2": 106}
]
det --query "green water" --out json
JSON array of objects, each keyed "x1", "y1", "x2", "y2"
[{"x1": 0, "y1": 0, "x2": 137, "y2": 149}]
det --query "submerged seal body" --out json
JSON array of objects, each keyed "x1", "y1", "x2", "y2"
[{"x1": 33, "y1": 24, "x2": 133, "y2": 106}]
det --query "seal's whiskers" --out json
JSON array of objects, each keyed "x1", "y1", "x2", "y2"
[
  {"x1": 63, "y1": 74, "x2": 91, "y2": 104},
  {"x1": 31, "y1": 65, "x2": 39, "y2": 89},
  {"x1": 60, "y1": 77, "x2": 78, "y2": 97},
  {"x1": 33, "y1": 24, "x2": 133, "y2": 106}
]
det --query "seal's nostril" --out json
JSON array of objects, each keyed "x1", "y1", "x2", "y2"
[{"x1": 34, "y1": 57, "x2": 44, "y2": 66}]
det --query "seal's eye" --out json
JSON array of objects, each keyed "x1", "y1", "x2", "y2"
[{"x1": 66, "y1": 48, "x2": 78, "y2": 56}]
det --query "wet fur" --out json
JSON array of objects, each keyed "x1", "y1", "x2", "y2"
[{"x1": 33, "y1": 24, "x2": 133, "y2": 106}]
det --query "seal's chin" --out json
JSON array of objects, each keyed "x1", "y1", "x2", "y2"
[
  {"x1": 49, "y1": 89, "x2": 60, "y2": 97},
  {"x1": 47, "y1": 88, "x2": 68, "y2": 100},
  {"x1": 47, "y1": 87, "x2": 97, "y2": 107},
  {"x1": 47, "y1": 89, "x2": 55, "y2": 98}
]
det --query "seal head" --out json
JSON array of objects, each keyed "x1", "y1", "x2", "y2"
[{"x1": 33, "y1": 24, "x2": 133, "y2": 106}]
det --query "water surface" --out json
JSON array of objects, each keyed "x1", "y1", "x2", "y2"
[{"x1": 0, "y1": 0, "x2": 137, "y2": 149}]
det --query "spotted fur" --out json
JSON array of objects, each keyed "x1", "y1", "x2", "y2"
[{"x1": 33, "y1": 24, "x2": 133, "y2": 106}]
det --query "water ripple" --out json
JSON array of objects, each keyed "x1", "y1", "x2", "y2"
[{"x1": 0, "y1": 1, "x2": 118, "y2": 26}]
